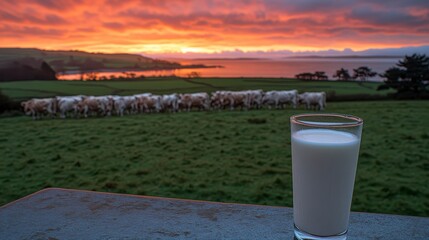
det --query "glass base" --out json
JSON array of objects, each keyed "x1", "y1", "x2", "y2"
[{"x1": 294, "y1": 225, "x2": 347, "y2": 240}]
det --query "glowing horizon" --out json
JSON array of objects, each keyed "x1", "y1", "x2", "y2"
[{"x1": 1, "y1": 0, "x2": 429, "y2": 57}]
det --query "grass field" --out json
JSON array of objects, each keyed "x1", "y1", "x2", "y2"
[
  {"x1": 0, "y1": 78, "x2": 389, "y2": 100},
  {"x1": 1, "y1": 101, "x2": 428, "y2": 217}
]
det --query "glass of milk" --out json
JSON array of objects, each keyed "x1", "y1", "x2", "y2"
[{"x1": 290, "y1": 113, "x2": 363, "y2": 240}]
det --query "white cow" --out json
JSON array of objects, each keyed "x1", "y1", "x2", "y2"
[
  {"x1": 243, "y1": 89, "x2": 264, "y2": 109},
  {"x1": 161, "y1": 94, "x2": 180, "y2": 112},
  {"x1": 76, "y1": 96, "x2": 112, "y2": 118},
  {"x1": 108, "y1": 96, "x2": 137, "y2": 116},
  {"x1": 298, "y1": 92, "x2": 326, "y2": 110},
  {"x1": 210, "y1": 91, "x2": 231, "y2": 110},
  {"x1": 262, "y1": 90, "x2": 298, "y2": 109},
  {"x1": 21, "y1": 98, "x2": 56, "y2": 120},
  {"x1": 56, "y1": 95, "x2": 85, "y2": 118},
  {"x1": 225, "y1": 91, "x2": 248, "y2": 110},
  {"x1": 96, "y1": 96, "x2": 114, "y2": 116},
  {"x1": 179, "y1": 92, "x2": 210, "y2": 112},
  {"x1": 133, "y1": 93, "x2": 152, "y2": 113},
  {"x1": 211, "y1": 90, "x2": 258, "y2": 110},
  {"x1": 108, "y1": 96, "x2": 123, "y2": 116},
  {"x1": 139, "y1": 95, "x2": 162, "y2": 113}
]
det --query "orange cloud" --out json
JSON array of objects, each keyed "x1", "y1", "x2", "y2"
[{"x1": 0, "y1": 0, "x2": 428, "y2": 56}]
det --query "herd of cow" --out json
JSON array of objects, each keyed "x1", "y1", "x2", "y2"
[{"x1": 20, "y1": 90, "x2": 326, "y2": 120}]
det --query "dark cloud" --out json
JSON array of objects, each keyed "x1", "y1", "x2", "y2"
[
  {"x1": 0, "y1": 24, "x2": 64, "y2": 37},
  {"x1": 103, "y1": 22, "x2": 126, "y2": 31},
  {"x1": 263, "y1": 0, "x2": 354, "y2": 14},
  {"x1": 0, "y1": 10, "x2": 22, "y2": 22},
  {"x1": 21, "y1": 26, "x2": 64, "y2": 35},
  {"x1": 327, "y1": 27, "x2": 381, "y2": 35},
  {"x1": 348, "y1": 7, "x2": 429, "y2": 27},
  {"x1": 23, "y1": 13, "x2": 68, "y2": 25},
  {"x1": 359, "y1": 0, "x2": 429, "y2": 9},
  {"x1": 31, "y1": 0, "x2": 84, "y2": 10},
  {"x1": 45, "y1": 14, "x2": 68, "y2": 24},
  {"x1": 83, "y1": 11, "x2": 98, "y2": 19},
  {"x1": 1, "y1": 0, "x2": 429, "y2": 53}
]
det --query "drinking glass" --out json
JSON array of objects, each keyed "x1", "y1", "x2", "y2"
[{"x1": 290, "y1": 113, "x2": 363, "y2": 240}]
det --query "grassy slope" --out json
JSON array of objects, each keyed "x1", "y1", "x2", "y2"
[
  {"x1": 0, "y1": 78, "x2": 388, "y2": 100},
  {"x1": 1, "y1": 101, "x2": 428, "y2": 217},
  {"x1": 0, "y1": 48, "x2": 175, "y2": 71}
]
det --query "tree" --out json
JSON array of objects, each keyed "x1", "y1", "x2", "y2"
[
  {"x1": 378, "y1": 54, "x2": 429, "y2": 93},
  {"x1": 85, "y1": 72, "x2": 98, "y2": 81},
  {"x1": 378, "y1": 67, "x2": 403, "y2": 91},
  {"x1": 353, "y1": 66, "x2": 377, "y2": 81},
  {"x1": 333, "y1": 68, "x2": 351, "y2": 81},
  {"x1": 187, "y1": 71, "x2": 201, "y2": 78},
  {"x1": 295, "y1": 72, "x2": 315, "y2": 80},
  {"x1": 296, "y1": 71, "x2": 328, "y2": 80},
  {"x1": 314, "y1": 71, "x2": 328, "y2": 80}
]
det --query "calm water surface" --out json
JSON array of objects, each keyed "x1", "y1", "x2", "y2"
[{"x1": 59, "y1": 58, "x2": 400, "y2": 81}]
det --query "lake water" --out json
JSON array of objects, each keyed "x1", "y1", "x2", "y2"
[{"x1": 59, "y1": 57, "x2": 400, "y2": 81}]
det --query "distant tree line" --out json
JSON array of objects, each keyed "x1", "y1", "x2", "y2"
[
  {"x1": 295, "y1": 54, "x2": 429, "y2": 97},
  {"x1": 332, "y1": 67, "x2": 377, "y2": 81},
  {"x1": 295, "y1": 71, "x2": 328, "y2": 80},
  {"x1": 295, "y1": 66, "x2": 377, "y2": 81},
  {"x1": 77, "y1": 72, "x2": 147, "y2": 81}
]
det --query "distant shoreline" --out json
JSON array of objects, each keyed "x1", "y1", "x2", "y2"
[
  {"x1": 58, "y1": 64, "x2": 223, "y2": 75},
  {"x1": 284, "y1": 55, "x2": 402, "y2": 59},
  {"x1": 165, "y1": 56, "x2": 402, "y2": 61}
]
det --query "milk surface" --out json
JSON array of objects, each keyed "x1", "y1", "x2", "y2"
[{"x1": 292, "y1": 129, "x2": 361, "y2": 236}]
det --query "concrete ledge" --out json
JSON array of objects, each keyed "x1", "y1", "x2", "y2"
[{"x1": 1, "y1": 188, "x2": 428, "y2": 239}]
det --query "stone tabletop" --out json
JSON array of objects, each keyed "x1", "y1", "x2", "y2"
[{"x1": 0, "y1": 188, "x2": 428, "y2": 239}]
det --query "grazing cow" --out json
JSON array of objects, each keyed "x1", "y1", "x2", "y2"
[
  {"x1": 243, "y1": 90, "x2": 264, "y2": 109},
  {"x1": 161, "y1": 94, "x2": 180, "y2": 112},
  {"x1": 112, "y1": 96, "x2": 137, "y2": 116},
  {"x1": 55, "y1": 95, "x2": 85, "y2": 118},
  {"x1": 262, "y1": 90, "x2": 298, "y2": 109},
  {"x1": 76, "y1": 96, "x2": 97, "y2": 118},
  {"x1": 226, "y1": 91, "x2": 248, "y2": 110},
  {"x1": 211, "y1": 91, "x2": 247, "y2": 110},
  {"x1": 179, "y1": 93, "x2": 210, "y2": 112},
  {"x1": 133, "y1": 93, "x2": 152, "y2": 113},
  {"x1": 76, "y1": 96, "x2": 112, "y2": 118},
  {"x1": 298, "y1": 92, "x2": 326, "y2": 110},
  {"x1": 139, "y1": 95, "x2": 162, "y2": 113},
  {"x1": 108, "y1": 96, "x2": 124, "y2": 116},
  {"x1": 210, "y1": 91, "x2": 230, "y2": 110},
  {"x1": 95, "y1": 96, "x2": 114, "y2": 116},
  {"x1": 21, "y1": 98, "x2": 56, "y2": 120}
]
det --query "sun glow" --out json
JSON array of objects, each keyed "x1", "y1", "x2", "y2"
[{"x1": 179, "y1": 47, "x2": 209, "y2": 53}]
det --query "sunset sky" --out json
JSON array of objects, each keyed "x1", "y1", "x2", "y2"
[{"x1": 1, "y1": 0, "x2": 429, "y2": 58}]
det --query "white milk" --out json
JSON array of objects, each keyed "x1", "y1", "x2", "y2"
[{"x1": 292, "y1": 129, "x2": 361, "y2": 236}]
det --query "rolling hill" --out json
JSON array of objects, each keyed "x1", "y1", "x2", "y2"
[{"x1": 0, "y1": 48, "x2": 186, "y2": 74}]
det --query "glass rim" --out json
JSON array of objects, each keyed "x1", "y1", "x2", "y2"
[{"x1": 290, "y1": 113, "x2": 363, "y2": 128}]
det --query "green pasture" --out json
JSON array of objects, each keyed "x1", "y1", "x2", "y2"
[
  {"x1": 1, "y1": 101, "x2": 428, "y2": 217},
  {"x1": 0, "y1": 78, "x2": 388, "y2": 100}
]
